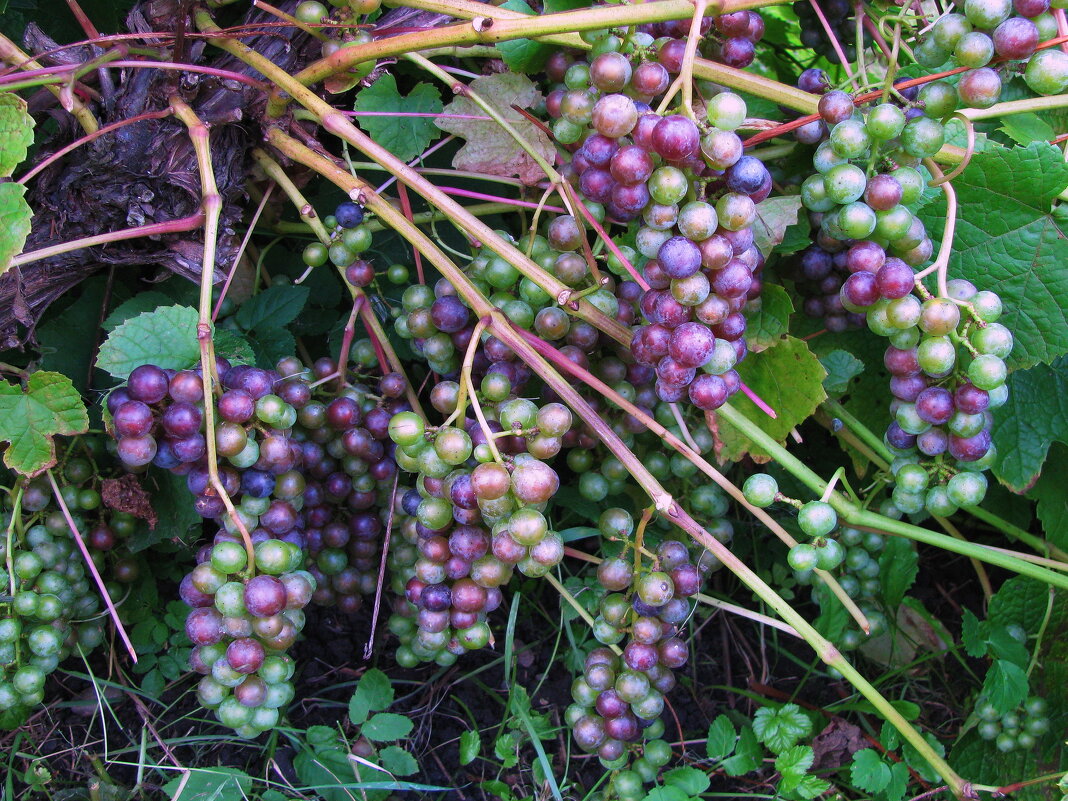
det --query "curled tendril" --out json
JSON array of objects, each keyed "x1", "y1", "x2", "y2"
[{"x1": 930, "y1": 113, "x2": 976, "y2": 187}]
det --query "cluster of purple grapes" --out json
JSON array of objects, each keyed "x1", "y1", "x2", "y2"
[
  {"x1": 0, "y1": 441, "x2": 146, "y2": 724},
  {"x1": 106, "y1": 356, "x2": 414, "y2": 735},
  {"x1": 637, "y1": 11, "x2": 766, "y2": 69},
  {"x1": 385, "y1": 388, "x2": 572, "y2": 666},
  {"x1": 567, "y1": 518, "x2": 707, "y2": 767},
  {"x1": 795, "y1": 0, "x2": 862, "y2": 63},
  {"x1": 917, "y1": 0, "x2": 1068, "y2": 103}
]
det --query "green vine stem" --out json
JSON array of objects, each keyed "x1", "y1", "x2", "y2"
[
  {"x1": 169, "y1": 95, "x2": 257, "y2": 577},
  {"x1": 957, "y1": 92, "x2": 1068, "y2": 121},
  {"x1": 716, "y1": 402, "x2": 1068, "y2": 591},
  {"x1": 821, "y1": 399, "x2": 1068, "y2": 562},
  {"x1": 544, "y1": 571, "x2": 623, "y2": 657},
  {"x1": 195, "y1": 9, "x2": 633, "y2": 349},
  {"x1": 4, "y1": 486, "x2": 22, "y2": 599}
]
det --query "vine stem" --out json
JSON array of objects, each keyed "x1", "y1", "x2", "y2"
[
  {"x1": 656, "y1": 0, "x2": 710, "y2": 118},
  {"x1": 563, "y1": 546, "x2": 802, "y2": 638},
  {"x1": 912, "y1": 160, "x2": 956, "y2": 298},
  {"x1": 808, "y1": 0, "x2": 858, "y2": 90},
  {"x1": 0, "y1": 32, "x2": 99, "y2": 133},
  {"x1": 194, "y1": 10, "x2": 632, "y2": 348},
  {"x1": 544, "y1": 572, "x2": 622, "y2": 657},
  {"x1": 45, "y1": 470, "x2": 137, "y2": 662},
  {"x1": 5, "y1": 486, "x2": 22, "y2": 598},
  {"x1": 715, "y1": 402, "x2": 1068, "y2": 592},
  {"x1": 213, "y1": 183, "x2": 275, "y2": 322},
  {"x1": 8, "y1": 214, "x2": 205, "y2": 268},
  {"x1": 169, "y1": 96, "x2": 257, "y2": 576},
  {"x1": 265, "y1": 80, "x2": 960, "y2": 800}
]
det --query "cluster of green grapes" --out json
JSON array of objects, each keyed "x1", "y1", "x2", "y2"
[
  {"x1": 0, "y1": 439, "x2": 145, "y2": 725},
  {"x1": 975, "y1": 693, "x2": 1050, "y2": 752}
]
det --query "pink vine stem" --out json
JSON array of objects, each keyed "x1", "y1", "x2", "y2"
[
  {"x1": 213, "y1": 184, "x2": 275, "y2": 321},
  {"x1": 808, "y1": 0, "x2": 858, "y2": 89},
  {"x1": 46, "y1": 470, "x2": 137, "y2": 662},
  {"x1": 738, "y1": 381, "x2": 778, "y2": 419},
  {"x1": 1056, "y1": 9, "x2": 1068, "y2": 55},
  {"x1": 374, "y1": 134, "x2": 456, "y2": 195},
  {"x1": 438, "y1": 186, "x2": 567, "y2": 212},
  {"x1": 561, "y1": 181, "x2": 649, "y2": 291}
]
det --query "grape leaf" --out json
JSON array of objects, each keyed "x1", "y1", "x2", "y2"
[
  {"x1": 349, "y1": 668, "x2": 394, "y2": 726},
  {"x1": 361, "y1": 712, "x2": 413, "y2": 742},
  {"x1": 353, "y1": 74, "x2": 442, "y2": 163},
  {"x1": 877, "y1": 537, "x2": 918, "y2": 609},
  {"x1": 102, "y1": 291, "x2": 174, "y2": 332},
  {"x1": 819, "y1": 349, "x2": 864, "y2": 396},
  {"x1": 981, "y1": 659, "x2": 1029, "y2": 713},
  {"x1": 0, "y1": 372, "x2": 88, "y2": 476},
  {"x1": 640, "y1": 787, "x2": 689, "y2": 801},
  {"x1": 990, "y1": 356, "x2": 1068, "y2": 492},
  {"x1": 988, "y1": 575, "x2": 1051, "y2": 634},
  {"x1": 999, "y1": 113, "x2": 1054, "y2": 147},
  {"x1": 917, "y1": 143, "x2": 1068, "y2": 369},
  {"x1": 706, "y1": 715, "x2": 737, "y2": 760},
  {"x1": 459, "y1": 729, "x2": 480, "y2": 766},
  {"x1": 0, "y1": 181, "x2": 32, "y2": 276},
  {"x1": 436, "y1": 72, "x2": 555, "y2": 185},
  {"x1": 162, "y1": 767, "x2": 251, "y2": 801},
  {"x1": 961, "y1": 609, "x2": 987, "y2": 658},
  {"x1": 97, "y1": 305, "x2": 200, "y2": 379},
  {"x1": 36, "y1": 278, "x2": 112, "y2": 393},
  {"x1": 377, "y1": 745, "x2": 418, "y2": 777},
  {"x1": 850, "y1": 749, "x2": 891, "y2": 794},
  {"x1": 1030, "y1": 444, "x2": 1068, "y2": 551},
  {"x1": 234, "y1": 284, "x2": 309, "y2": 333},
  {"x1": 744, "y1": 283, "x2": 793, "y2": 353},
  {"x1": 0, "y1": 92, "x2": 34, "y2": 177},
  {"x1": 715, "y1": 336, "x2": 827, "y2": 462},
  {"x1": 752, "y1": 196, "x2": 803, "y2": 257},
  {"x1": 212, "y1": 329, "x2": 255, "y2": 367}
]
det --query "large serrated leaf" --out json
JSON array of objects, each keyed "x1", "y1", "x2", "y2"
[
  {"x1": 917, "y1": 143, "x2": 1068, "y2": 369},
  {"x1": 715, "y1": 336, "x2": 827, "y2": 462},
  {"x1": 0, "y1": 182, "x2": 32, "y2": 276},
  {"x1": 97, "y1": 305, "x2": 200, "y2": 379},
  {"x1": 0, "y1": 372, "x2": 88, "y2": 476},
  {"x1": 353, "y1": 74, "x2": 442, "y2": 162},
  {"x1": 0, "y1": 93, "x2": 34, "y2": 177},
  {"x1": 234, "y1": 284, "x2": 309, "y2": 332},
  {"x1": 744, "y1": 283, "x2": 793, "y2": 353}
]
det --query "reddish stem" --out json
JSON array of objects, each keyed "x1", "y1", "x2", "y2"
[
  {"x1": 438, "y1": 186, "x2": 568, "y2": 213},
  {"x1": 358, "y1": 296, "x2": 389, "y2": 374},
  {"x1": 397, "y1": 183, "x2": 425, "y2": 285},
  {"x1": 738, "y1": 381, "x2": 778, "y2": 418},
  {"x1": 561, "y1": 181, "x2": 650, "y2": 290}
]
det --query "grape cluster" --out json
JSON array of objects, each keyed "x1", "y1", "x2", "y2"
[
  {"x1": 0, "y1": 441, "x2": 145, "y2": 724},
  {"x1": 796, "y1": 0, "x2": 862, "y2": 62},
  {"x1": 385, "y1": 388, "x2": 572, "y2": 666},
  {"x1": 917, "y1": 0, "x2": 1068, "y2": 103},
  {"x1": 566, "y1": 510, "x2": 711, "y2": 764},
  {"x1": 975, "y1": 693, "x2": 1050, "y2": 752},
  {"x1": 637, "y1": 12, "x2": 766, "y2": 70}
]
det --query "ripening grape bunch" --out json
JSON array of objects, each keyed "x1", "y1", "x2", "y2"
[
  {"x1": 917, "y1": 0, "x2": 1068, "y2": 103},
  {"x1": 0, "y1": 438, "x2": 145, "y2": 724}
]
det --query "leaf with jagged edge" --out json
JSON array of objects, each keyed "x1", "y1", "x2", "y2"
[
  {"x1": 0, "y1": 93, "x2": 33, "y2": 177},
  {"x1": 0, "y1": 372, "x2": 88, "y2": 476}
]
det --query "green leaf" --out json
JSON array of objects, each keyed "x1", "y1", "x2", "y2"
[
  {"x1": 752, "y1": 703, "x2": 812, "y2": 754},
  {"x1": 640, "y1": 787, "x2": 690, "y2": 801},
  {"x1": 349, "y1": 668, "x2": 394, "y2": 726},
  {"x1": 293, "y1": 746, "x2": 355, "y2": 801},
  {"x1": 981, "y1": 659, "x2": 1029, "y2": 714},
  {"x1": 812, "y1": 579, "x2": 849, "y2": 641},
  {"x1": 850, "y1": 748, "x2": 891, "y2": 794},
  {"x1": 0, "y1": 93, "x2": 33, "y2": 177},
  {"x1": 744, "y1": 283, "x2": 793, "y2": 353},
  {"x1": 705, "y1": 714, "x2": 737, "y2": 760},
  {"x1": 162, "y1": 767, "x2": 251, "y2": 801},
  {"x1": 234, "y1": 284, "x2": 309, "y2": 333},
  {"x1": 0, "y1": 181, "x2": 32, "y2": 276},
  {"x1": 353, "y1": 74, "x2": 443, "y2": 163},
  {"x1": 494, "y1": 732, "x2": 518, "y2": 768},
  {"x1": 127, "y1": 469, "x2": 200, "y2": 552},
  {"x1": 774, "y1": 744, "x2": 814, "y2": 784},
  {"x1": 1029, "y1": 443, "x2": 1068, "y2": 550},
  {"x1": 991, "y1": 356, "x2": 1068, "y2": 492},
  {"x1": 663, "y1": 766, "x2": 709, "y2": 795},
  {"x1": 985, "y1": 625, "x2": 1030, "y2": 668},
  {"x1": 793, "y1": 774, "x2": 832, "y2": 799},
  {"x1": 102, "y1": 291, "x2": 174, "y2": 332},
  {"x1": 459, "y1": 729, "x2": 480, "y2": 766},
  {"x1": 361, "y1": 712, "x2": 413, "y2": 742},
  {"x1": 999, "y1": 113, "x2": 1054, "y2": 147},
  {"x1": 36, "y1": 278, "x2": 111, "y2": 393},
  {"x1": 0, "y1": 372, "x2": 88, "y2": 476},
  {"x1": 436, "y1": 72, "x2": 555, "y2": 185},
  {"x1": 721, "y1": 724, "x2": 761, "y2": 776},
  {"x1": 917, "y1": 143, "x2": 1068, "y2": 369},
  {"x1": 97, "y1": 305, "x2": 200, "y2": 379},
  {"x1": 961, "y1": 609, "x2": 988, "y2": 658},
  {"x1": 715, "y1": 336, "x2": 827, "y2": 462},
  {"x1": 885, "y1": 760, "x2": 911, "y2": 801},
  {"x1": 251, "y1": 327, "x2": 296, "y2": 369},
  {"x1": 819, "y1": 349, "x2": 865, "y2": 396},
  {"x1": 988, "y1": 576, "x2": 1051, "y2": 634},
  {"x1": 752, "y1": 196, "x2": 803, "y2": 257},
  {"x1": 878, "y1": 537, "x2": 918, "y2": 609},
  {"x1": 212, "y1": 329, "x2": 255, "y2": 367},
  {"x1": 377, "y1": 746, "x2": 418, "y2": 777}
]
